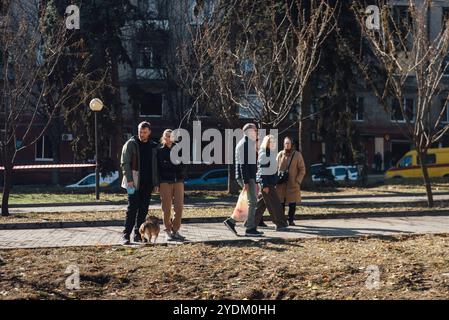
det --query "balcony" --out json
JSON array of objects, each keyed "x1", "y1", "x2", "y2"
[
  {"x1": 134, "y1": 19, "x2": 169, "y2": 31},
  {"x1": 136, "y1": 68, "x2": 166, "y2": 81}
]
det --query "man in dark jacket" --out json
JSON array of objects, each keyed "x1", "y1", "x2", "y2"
[
  {"x1": 224, "y1": 123, "x2": 263, "y2": 237},
  {"x1": 120, "y1": 121, "x2": 159, "y2": 245}
]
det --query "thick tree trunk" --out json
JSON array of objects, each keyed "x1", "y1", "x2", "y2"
[
  {"x1": 1, "y1": 164, "x2": 13, "y2": 216},
  {"x1": 418, "y1": 150, "x2": 434, "y2": 208}
]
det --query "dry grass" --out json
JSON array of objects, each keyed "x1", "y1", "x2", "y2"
[{"x1": 0, "y1": 234, "x2": 448, "y2": 299}]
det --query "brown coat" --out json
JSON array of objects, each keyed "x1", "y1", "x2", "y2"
[{"x1": 276, "y1": 150, "x2": 306, "y2": 204}]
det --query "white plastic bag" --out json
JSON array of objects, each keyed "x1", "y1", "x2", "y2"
[{"x1": 231, "y1": 190, "x2": 248, "y2": 222}]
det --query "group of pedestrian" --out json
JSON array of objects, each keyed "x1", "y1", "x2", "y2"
[
  {"x1": 119, "y1": 121, "x2": 306, "y2": 244},
  {"x1": 120, "y1": 122, "x2": 185, "y2": 245},
  {"x1": 224, "y1": 123, "x2": 306, "y2": 237}
]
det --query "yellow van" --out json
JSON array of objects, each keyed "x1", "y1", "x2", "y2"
[{"x1": 385, "y1": 148, "x2": 449, "y2": 179}]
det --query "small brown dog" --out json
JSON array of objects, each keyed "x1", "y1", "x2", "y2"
[{"x1": 139, "y1": 216, "x2": 160, "y2": 244}]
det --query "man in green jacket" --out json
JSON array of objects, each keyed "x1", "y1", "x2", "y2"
[{"x1": 120, "y1": 121, "x2": 159, "y2": 245}]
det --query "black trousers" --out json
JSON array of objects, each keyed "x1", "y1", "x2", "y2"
[
  {"x1": 283, "y1": 202, "x2": 297, "y2": 222},
  {"x1": 123, "y1": 184, "x2": 152, "y2": 238},
  {"x1": 258, "y1": 201, "x2": 296, "y2": 224}
]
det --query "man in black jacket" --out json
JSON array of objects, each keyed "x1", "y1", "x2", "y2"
[
  {"x1": 224, "y1": 123, "x2": 263, "y2": 237},
  {"x1": 120, "y1": 121, "x2": 159, "y2": 245}
]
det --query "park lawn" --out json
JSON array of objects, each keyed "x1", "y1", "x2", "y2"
[
  {"x1": 0, "y1": 234, "x2": 448, "y2": 299},
  {"x1": 0, "y1": 190, "x2": 233, "y2": 205},
  {"x1": 1, "y1": 201, "x2": 449, "y2": 224},
  {"x1": 2, "y1": 180, "x2": 449, "y2": 206}
]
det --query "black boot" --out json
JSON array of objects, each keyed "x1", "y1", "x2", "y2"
[
  {"x1": 288, "y1": 203, "x2": 296, "y2": 226},
  {"x1": 258, "y1": 218, "x2": 268, "y2": 227}
]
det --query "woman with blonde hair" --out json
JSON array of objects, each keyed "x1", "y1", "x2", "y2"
[
  {"x1": 157, "y1": 129, "x2": 186, "y2": 241},
  {"x1": 255, "y1": 135, "x2": 289, "y2": 231}
]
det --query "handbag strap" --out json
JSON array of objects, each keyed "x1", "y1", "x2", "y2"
[{"x1": 285, "y1": 151, "x2": 295, "y2": 172}]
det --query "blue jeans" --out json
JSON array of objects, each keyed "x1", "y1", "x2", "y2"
[{"x1": 237, "y1": 178, "x2": 257, "y2": 231}]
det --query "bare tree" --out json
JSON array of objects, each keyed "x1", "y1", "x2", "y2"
[
  {"x1": 176, "y1": 0, "x2": 337, "y2": 151},
  {"x1": 345, "y1": 0, "x2": 449, "y2": 207},
  {"x1": 0, "y1": 0, "x2": 104, "y2": 216}
]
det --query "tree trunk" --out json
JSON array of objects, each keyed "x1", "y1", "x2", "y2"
[
  {"x1": 418, "y1": 150, "x2": 434, "y2": 208},
  {"x1": 227, "y1": 164, "x2": 239, "y2": 194},
  {"x1": 297, "y1": 104, "x2": 303, "y2": 153},
  {"x1": 51, "y1": 144, "x2": 60, "y2": 186},
  {"x1": 1, "y1": 164, "x2": 13, "y2": 216}
]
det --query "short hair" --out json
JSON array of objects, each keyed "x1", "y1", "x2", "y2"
[
  {"x1": 138, "y1": 121, "x2": 151, "y2": 131},
  {"x1": 242, "y1": 123, "x2": 257, "y2": 132}
]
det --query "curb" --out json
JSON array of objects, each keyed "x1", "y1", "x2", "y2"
[{"x1": 1, "y1": 210, "x2": 449, "y2": 230}]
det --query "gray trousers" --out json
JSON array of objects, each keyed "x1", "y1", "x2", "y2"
[{"x1": 237, "y1": 178, "x2": 258, "y2": 231}]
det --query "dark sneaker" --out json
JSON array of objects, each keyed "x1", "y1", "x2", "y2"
[
  {"x1": 288, "y1": 220, "x2": 296, "y2": 226},
  {"x1": 258, "y1": 221, "x2": 268, "y2": 228},
  {"x1": 121, "y1": 235, "x2": 130, "y2": 245},
  {"x1": 165, "y1": 230, "x2": 174, "y2": 241},
  {"x1": 275, "y1": 226, "x2": 289, "y2": 232},
  {"x1": 172, "y1": 231, "x2": 186, "y2": 241},
  {"x1": 133, "y1": 235, "x2": 142, "y2": 243},
  {"x1": 245, "y1": 229, "x2": 264, "y2": 237},
  {"x1": 223, "y1": 219, "x2": 238, "y2": 235}
]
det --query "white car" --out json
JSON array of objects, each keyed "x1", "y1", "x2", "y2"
[
  {"x1": 65, "y1": 171, "x2": 119, "y2": 188},
  {"x1": 311, "y1": 165, "x2": 358, "y2": 182}
]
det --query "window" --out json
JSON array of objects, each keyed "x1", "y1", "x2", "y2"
[
  {"x1": 442, "y1": 7, "x2": 449, "y2": 29},
  {"x1": 239, "y1": 94, "x2": 262, "y2": 119},
  {"x1": 139, "y1": 92, "x2": 163, "y2": 117},
  {"x1": 136, "y1": 44, "x2": 162, "y2": 69},
  {"x1": 417, "y1": 154, "x2": 436, "y2": 165},
  {"x1": 240, "y1": 59, "x2": 254, "y2": 74},
  {"x1": 352, "y1": 97, "x2": 364, "y2": 121},
  {"x1": 79, "y1": 175, "x2": 95, "y2": 186},
  {"x1": 190, "y1": 0, "x2": 214, "y2": 25},
  {"x1": 398, "y1": 155, "x2": 413, "y2": 168},
  {"x1": 391, "y1": 6, "x2": 413, "y2": 51},
  {"x1": 334, "y1": 168, "x2": 347, "y2": 177},
  {"x1": 205, "y1": 171, "x2": 227, "y2": 180},
  {"x1": 35, "y1": 135, "x2": 53, "y2": 161},
  {"x1": 138, "y1": 0, "x2": 158, "y2": 16},
  {"x1": 391, "y1": 98, "x2": 414, "y2": 122}
]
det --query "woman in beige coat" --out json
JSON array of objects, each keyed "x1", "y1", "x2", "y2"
[{"x1": 276, "y1": 137, "x2": 306, "y2": 226}]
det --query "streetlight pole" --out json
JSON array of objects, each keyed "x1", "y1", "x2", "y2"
[
  {"x1": 94, "y1": 111, "x2": 99, "y2": 200},
  {"x1": 89, "y1": 98, "x2": 104, "y2": 200}
]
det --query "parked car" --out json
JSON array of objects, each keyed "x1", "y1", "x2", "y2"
[
  {"x1": 65, "y1": 171, "x2": 119, "y2": 189},
  {"x1": 184, "y1": 169, "x2": 228, "y2": 187},
  {"x1": 385, "y1": 147, "x2": 449, "y2": 179},
  {"x1": 311, "y1": 164, "x2": 358, "y2": 183}
]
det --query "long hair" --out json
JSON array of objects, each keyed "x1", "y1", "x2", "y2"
[
  {"x1": 260, "y1": 135, "x2": 275, "y2": 151},
  {"x1": 160, "y1": 129, "x2": 173, "y2": 145}
]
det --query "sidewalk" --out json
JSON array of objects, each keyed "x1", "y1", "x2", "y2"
[{"x1": 1, "y1": 215, "x2": 448, "y2": 249}]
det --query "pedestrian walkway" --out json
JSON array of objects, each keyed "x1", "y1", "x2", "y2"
[{"x1": 1, "y1": 215, "x2": 448, "y2": 249}]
